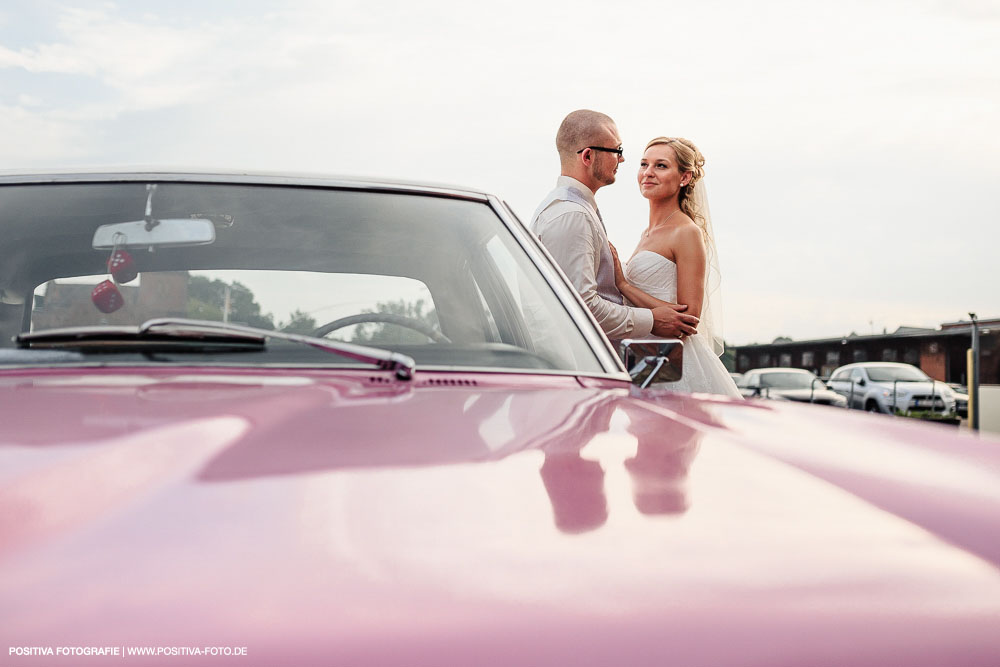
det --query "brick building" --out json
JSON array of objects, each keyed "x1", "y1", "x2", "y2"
[
  {"x1": 733, "y1": 317, "x2": 1000, "y2": 385},
  {"x1": 33, "y1": 272, "x2": 190, "y2": 329}
]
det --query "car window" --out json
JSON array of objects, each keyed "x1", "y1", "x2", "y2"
[
  {"x1": 481, "y1": 236, "x2": 579, "y2": 368},
  {"x1": 1, "y1": 182, "x2": 604, "y2": 373},
  {"x1": 760, "y1": 372, "x2": 819, "y2": 389},
  {"x1": 866, "y1": 365, "x2": 930, "y2": 382}
]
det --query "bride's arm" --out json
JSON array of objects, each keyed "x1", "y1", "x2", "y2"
[
  {"x1": 609, "y1": 242, "x2": 673, "y2": 309},
  {"x1": 673, "y1": 226, "x2": 707, "y2": 319}
]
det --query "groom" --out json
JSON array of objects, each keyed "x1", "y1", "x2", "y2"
[{"x1": 530, "y1": 109, "x2": 698, "y2": 341}]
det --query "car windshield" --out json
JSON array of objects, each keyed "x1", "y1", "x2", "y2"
[
  {"x1": 866, "y1": 366, "x2": 930, "y2": 382},
  {"x1": 0, "y1": 180, "x2": 603, "y2": 373},
  {"x1": 759, "y1": 371, "x2": 821, "y2": 389}
]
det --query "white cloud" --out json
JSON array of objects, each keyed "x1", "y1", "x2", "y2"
[{"x1": 0, "y1": 102, "x2": 93, "y2": 160}]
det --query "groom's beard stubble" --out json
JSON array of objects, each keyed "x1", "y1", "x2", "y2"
[{"x1": 593, "y1": 159, "x2": 617, "y2": 187}]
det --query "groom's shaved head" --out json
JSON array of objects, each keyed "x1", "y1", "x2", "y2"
[{"x1": 556, "y1": 109, "x2": 616, "y2": 164}]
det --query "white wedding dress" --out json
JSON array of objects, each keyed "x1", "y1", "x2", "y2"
[{"x1": 625, "y1": 250, "x2": 742, "y2": 397}]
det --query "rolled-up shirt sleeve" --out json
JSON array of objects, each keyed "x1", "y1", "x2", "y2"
[{"x1": 534, "y1": 210, "x2": 653, "y2": 340}]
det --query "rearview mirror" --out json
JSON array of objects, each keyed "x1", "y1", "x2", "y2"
[
  {"x1": 92, "y1": 218, "x2": 216, "y2": 250},
  {"x1": 620, "y1": 338, "x2": 683, "y2": 388}
]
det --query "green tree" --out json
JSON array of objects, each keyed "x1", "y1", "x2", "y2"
[
  {"x1": 279, "y1": 309, "x2": 318, "y2": 335},
  {"x1": 186, "y1": 276, "x2": 274, "y2": 329}
]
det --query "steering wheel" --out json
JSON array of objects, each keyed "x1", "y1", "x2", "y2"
[{"x1": 313, "y1": 313, "x2": 451, "y2": 343}]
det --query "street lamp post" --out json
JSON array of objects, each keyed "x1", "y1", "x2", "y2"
[
  {"x1": 970, "y1": 312, "x2": 980, "y2": 432},
  {"x1": 222, "y1": 283, "x2": 251, "y2": 324},
  {"x1": 223, "y1": 285, "x2": 232, "y2": 323}
]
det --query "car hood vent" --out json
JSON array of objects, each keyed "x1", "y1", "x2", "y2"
[
  {"x1": 417, "y1": 377, "x2": 479, "y2": 387},
  {"x1": 365, "y1": 376, "x2": 479, "y2": 387}
]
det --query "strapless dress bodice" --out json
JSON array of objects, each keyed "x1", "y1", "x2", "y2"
[{"x1": 624, "y1": 250, "x2": 678, "y2": 302}]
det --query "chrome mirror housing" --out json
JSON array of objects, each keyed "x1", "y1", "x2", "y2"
[{"x1": 620, "y1": 338, "x2": 683, "y2": 388}]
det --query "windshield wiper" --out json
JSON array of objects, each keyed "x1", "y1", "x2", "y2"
[
  {"x1": 142, "y1": 319, "x2": 417, "y2": 380},
  {"x1": 15, "y1": 317, "x2": 416, "y2": 380},
  {"x1": 15, "y1": 323, "x2": 266, "y2": 353}
]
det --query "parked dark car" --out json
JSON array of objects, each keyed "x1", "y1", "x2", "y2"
[
  {"x1": 949, "y1": 383, "x2": 970, "y2": 418},
  {"x1": 2, "y1": 171, "x2": 1000, "y2": 666}
]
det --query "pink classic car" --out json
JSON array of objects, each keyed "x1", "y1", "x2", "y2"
[{"x1": 2, "y1": 172, "x2": 1000, "y2": 666}]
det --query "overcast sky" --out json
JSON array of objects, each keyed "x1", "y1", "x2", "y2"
[{"x1": 2, "y1": 0, "x2": 997, "y2": 344}]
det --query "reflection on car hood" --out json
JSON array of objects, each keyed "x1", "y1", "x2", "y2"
[{"x1": 3, "y1": 368, "x2": 1000, "y2": 665}]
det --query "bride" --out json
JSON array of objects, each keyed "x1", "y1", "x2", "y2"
[{"x1": 610, "y1": 136, "x2": 741, "y2": 397}]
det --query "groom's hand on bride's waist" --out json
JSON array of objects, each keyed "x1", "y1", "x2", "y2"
[{"x1": 650, "y1": 303, "x2": 699, "y2": 338}]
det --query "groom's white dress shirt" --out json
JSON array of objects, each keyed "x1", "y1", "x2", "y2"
[{"x1": 530, "y1": 176, "x2": 653, "y2": 340}]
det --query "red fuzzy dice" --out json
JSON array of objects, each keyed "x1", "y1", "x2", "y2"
[
  {"x1": 107, "y1": 249, "x2": 137, "y2": 283},
  {"x1": 91, "y1": 279, "x2": 124, "y2": 313}
]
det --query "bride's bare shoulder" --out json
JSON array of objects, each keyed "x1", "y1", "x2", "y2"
[
  {"x1": 673, "y1": 217, "x2": 703, "y2": 243},
  {"x1": 671, "y1": 219, "x2": 708, "y2": 262}
]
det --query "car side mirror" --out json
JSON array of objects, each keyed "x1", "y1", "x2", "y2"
[
  {"x1": 857, "y1": 378, "x2": 866, "y2": 387},
  {"x1": 620, "y1": 338, "x2": 683, "y2": 388}
]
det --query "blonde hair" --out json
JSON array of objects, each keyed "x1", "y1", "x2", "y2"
[{"x1": 645, "y1": 137, "x2": 707, "y2": 242}]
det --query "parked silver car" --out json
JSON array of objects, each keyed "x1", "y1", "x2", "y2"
[
  {"x1": 737, "y1": 368, "x2": 847, "y2": 407},
  {"x1": 828, "y1": 362, "x2": 957, "y2": 419}
]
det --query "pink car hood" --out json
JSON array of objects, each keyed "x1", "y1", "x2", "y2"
[{"x1": 2, "y1": 367, "x2": 1000, "y2": 666}]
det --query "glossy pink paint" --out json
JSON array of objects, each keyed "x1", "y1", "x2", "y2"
[{"x1": 2, "y1": 368, "x2": 1000, "y2": 666}]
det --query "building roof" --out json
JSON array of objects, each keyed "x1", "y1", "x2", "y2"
[{"x1": 735, "y1": 318, "x2": 997, "y2": 350}]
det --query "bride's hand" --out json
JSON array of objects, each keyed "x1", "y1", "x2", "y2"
[{"x1": 609, "y1": 242, "x2": 626, "y2": 288}]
